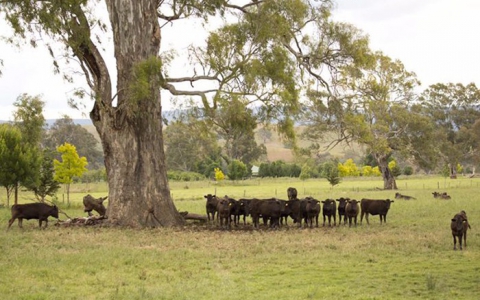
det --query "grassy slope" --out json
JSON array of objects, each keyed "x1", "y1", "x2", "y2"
[{"x1": 1, "y1": 176, "x2": 479, "y2": 299}]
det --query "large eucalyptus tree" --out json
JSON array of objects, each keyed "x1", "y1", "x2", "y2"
[
  {"x1": 1, "y1": 0, "x2": 370, "y2": 226},
  {"x1": 303, "y1": 52, "x2": 436, "y2": 189}
]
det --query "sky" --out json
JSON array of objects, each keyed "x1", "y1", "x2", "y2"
[{"x1": 1, "y1": 0, "x2": 480, "y2": 121}]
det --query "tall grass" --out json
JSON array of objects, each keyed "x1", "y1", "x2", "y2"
[{"x1": 0, "y1": 176, "x2": 479, "y2": 299}]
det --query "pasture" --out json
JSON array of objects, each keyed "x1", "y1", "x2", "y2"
[{"x1": 1, "y1": 176, "x2": 480, "y2": 299}]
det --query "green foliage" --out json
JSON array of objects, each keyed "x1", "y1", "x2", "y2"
[
  {"x1": 388, "y1": 160, "x2": 402, "y2": 177},
  {"x1": 44, "y1": 116, "x2": 103, "y2": 169},
  {"x1": 403, "y1": 166, "x2": 413, "y2": 176},
  {"x1": 227, "y1": 160, "x2": 248, "y2": 181},
  {"x1": 0, "y1": 124, "x2": 41, "y2": 205},
  {"x1": 165, "y1": 118, "x2": 222, "y2": 174},
  {"x1": 127, "y1": 56, "x2": 164, "y2": 116},
  {"x1": 13, "y1": 93, "x2": 46, "y2": 147},
  {"x1": 27, "y1": 148, "x2": 61, "y2": 202},
  {"x1": 325, "y1": 166, "x2": 341, "y2": 188},
  {"x1": 167, "y1": 171, "x2": 206, "y2": 182},
  {"x1": 258, "y1": 160, "x2": 301, "y2": 178},
  {"x1": 299, "y1": 163, "x2": 312, "y2": 181}
]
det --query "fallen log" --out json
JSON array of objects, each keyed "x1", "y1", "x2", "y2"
[{"x1": 179, "y1": 211, "x2": 207, "y2": 222}]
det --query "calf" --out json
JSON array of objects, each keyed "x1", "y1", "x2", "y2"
[
  {"x1": 304, "y1": 197, "x2": 320, "y2": 228},
  {"x1": 216, "y1": 197, "x2": 234, "y2": 229},
  {"x1": 204, "y1": 194, "x2": 219, "y2": 222},
  {"x1": 83, "y1": 194, "x2": 108, "y2": 216},
  {"x1": 394, "y1": 192, "x2": 416, "y2": 200},
  {"x1": 321, "y1": 199, "x2": 337, "y2": 227},
  {"x1": 287, "y1": 187, "x2": 298, "y2": 201},
  {"x1": 360, "y1": 199, "x2": 394, "y2": 224},
  {"x1": 451, "y1": 210, "x2": 471, "y2": 250},
  {"x1": 287, "y1": 199, "x2": 304, "y2": 227},
  {"x1": 345, "y1": 199, "x2": 360, "y2": 227},
  {"x1": 336, "y1": 197, "x2": 349, "y2": 225},
  {"x1": 8, "y1": 203, "x2": 59, "y2": 229}
]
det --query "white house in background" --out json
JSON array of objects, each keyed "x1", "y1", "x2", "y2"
[{"x1": 251, "y1": 165, "x2": 259, "y2": 177}]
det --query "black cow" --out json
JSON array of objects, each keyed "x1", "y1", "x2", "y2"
[
  {"x1": 345, "y1": 199, "x2": 360, "y2": 227},
  {"x1": 287, "y1": 199, "x2": 305, "y2": 227},
  {"x1": 360, "y1": 199, "x2": 394, "y2": 224},
  {"x1": 216, "y1": 197, "x2": 234, "y2": 229},
  {"x1": 336, "y1": 197, "x2": 350, "y2": 225},
  {"x1": 204, "y1": 194, "x2": 219, "y2": 222},
  {"x1": 83, "y1": 194, "x2": 108, "y2": 216},
  {"x1": 451, "y1": 210, "x2": 471, "y2": 250},
  {"x1": 287, "y1": 187, "x2": 298, "y2": 201},
  {"x1": 235, "y1": 198, "x2": 252, "y2": 225},
  {"x1": 7, "y1": 203, "x2": 59, "y2": 229},
  {"x1": 321, "y1": 199, "x2": 337, "y2": 227},
  {"x1": 249, "y1": 199, "x2": 282, "y2": 229},
  {"x1": 277, "y1": 199, "x2": 291, "y2": 226},
  {"x1": 304, "y1": 197, "x2": 320, "y2": 228},
  {"x1": 394, "y1": 192, "x2": 416, "y2": 200}
]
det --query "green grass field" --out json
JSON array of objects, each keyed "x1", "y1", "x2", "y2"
[{"x1": 0, "y1": 176, "x2": 479, "y2": 299}]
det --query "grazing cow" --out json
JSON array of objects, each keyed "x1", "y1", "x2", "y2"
[
  {"x1": 287, "y1": 187, "x2": 298, "y2": 201},
  {"x1": 336, "y1": 197, "x2": 349, "y2": 225},
  {"x1": 7, "y1": 203, "x2": 59, "y2": 229},
  {"x1": 394, "y1": 192, "x2": 416, "y2": 200},
  {"x1": 321, "y1": 199, "x2": 337, "y2": 227},
  {"x1": 304, "y1": 197, "x2": 320, "y2": 228},
  {"x1": 360, "y1": 199, "x2": 394, "y2": 224},
  {"x1": 345, "y1": 199, "x2": 360, "y2": 227},
  {"x1": 451, "y1": 210, "x2": 471, "y2": 250},
  {"x1": 204, "y1": 194, "x2": 219, "y2": 222},
  {"x1": 83, "y1": 194, "x2": 108, "y2": 216},
  {"x1": 249, "y1": 199, "x2": 282, "y2": 229}
]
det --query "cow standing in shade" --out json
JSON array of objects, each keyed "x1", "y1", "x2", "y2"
[
  {"x1": 321, "y1": 199, "x2": 336, "y2": 227},
  {"x1": 360, "y1": 199, "x2": 394, "y2": 224},
  {"x1": 451, "y1": 210, "x2": 471, "y2": 250},
  {"x1": 7, "y1": 203, "x2": 59, "y2": 229}
]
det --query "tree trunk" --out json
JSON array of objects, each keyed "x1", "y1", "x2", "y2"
[
  {"x1": 449, "y1": 163, "x2": 457, "y2": 179},
  {"x1": 87, "y1": 0, "x2": 183, "y2": 227},
  {"x1": 376, "y1": 154, "x2": 397, "y2": 190}
]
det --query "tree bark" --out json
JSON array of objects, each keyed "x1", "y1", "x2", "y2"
[
  {"x1": 86, "y1": 0, "x2": 183, "y2": 227},
  {"x1": 376, "y1": 154, "x2": 398, "y2": 190}
]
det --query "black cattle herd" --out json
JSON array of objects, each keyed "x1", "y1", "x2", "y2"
[
  {"x1": 204, "y1": 188, "x2": 471, "y2": 250},
  {"x1": 4, "y1": 189, "x2": 471, "y2": 250}
]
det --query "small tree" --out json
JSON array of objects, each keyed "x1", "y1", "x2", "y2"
[
  {"x1": 54, "y1": 143, "x2": 88, "y2": 205},
  {"x1": 325, "y1": 167, "x2": 341, "y2": 189},
  {"x1": 28, "y1": 148, "x2": 61, "y2": 202},
  {"x1": 403, "y1": 166, "x2": 413, "y2": 176},
  {"x1": 0, "y1": 124, "x2": 40, "y2": 206},
  {"x1": 214, "y1": 168, "x2": 225, "y2": 182},
  {"x1": 227, "y1": 160, "x2": 248, "y2": 181},
  {"x1": 299, "y1": 164, "x2": 312, "y2": 181}
]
